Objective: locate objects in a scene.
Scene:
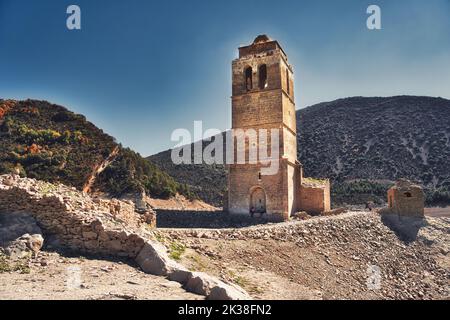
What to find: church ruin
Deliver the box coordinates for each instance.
[227,35,331,221]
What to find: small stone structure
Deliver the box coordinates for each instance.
[387,179,425,217]
[227,35,331,220]
[0,175,250,300]
[298,178,331,215]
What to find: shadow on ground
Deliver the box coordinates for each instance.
[43,236,139,267]
[381,213,428,244]
[155,210,277,229]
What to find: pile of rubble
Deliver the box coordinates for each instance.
[0,212,43,259]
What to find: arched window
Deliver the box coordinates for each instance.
[245,67,253,91]
[404,192,412,198]
[258,64,268,89]
[286,68,290,95]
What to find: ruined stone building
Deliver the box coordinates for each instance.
[227,35,331,221]
[387,179,425,217]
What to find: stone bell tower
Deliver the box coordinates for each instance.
[227,35,331,220]
[227,35,301,220]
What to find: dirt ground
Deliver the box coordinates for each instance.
[425,207,450,218]
[1,211,448,300]
[0,250,202,300]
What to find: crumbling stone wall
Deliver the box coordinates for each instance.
[0,175,250,300]
[0,177,149,258]
[298,180,331,215]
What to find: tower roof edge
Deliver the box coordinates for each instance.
[238,35,288,59]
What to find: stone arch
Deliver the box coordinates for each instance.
[249,186,266,213]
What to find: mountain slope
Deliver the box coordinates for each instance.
[149,96,450,207]
[149,149,227,206]
[0,99,193,199]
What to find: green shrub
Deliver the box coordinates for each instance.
[96,147,193,199]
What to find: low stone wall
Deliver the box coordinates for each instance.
[0,177,148,258]
[0,175,250,300]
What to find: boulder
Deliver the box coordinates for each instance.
[2,233,44,259]
[0,212,44,259]
[208,282,252,300]
[167,266,193,284]
[184,272,220,296]
[135,241,175,276]
[26,234,44,254]
[184,272,252,300]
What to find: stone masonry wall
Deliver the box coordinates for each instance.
[0,175,150,258]
[0,175,250,300]
[298,181,331,215]
[387,179,425,217]
[228,36,300,221]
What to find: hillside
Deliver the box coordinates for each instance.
[149,96,450,207]
[0,99,193,200]
[149,154,227,207]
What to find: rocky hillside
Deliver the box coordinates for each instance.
[0,99,193,200]
[298,96,450,205]
[156,211,450,299]
[149,96,450,207]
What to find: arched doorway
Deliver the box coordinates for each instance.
[250,187,266,213]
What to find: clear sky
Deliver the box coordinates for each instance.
[1,0,449,156]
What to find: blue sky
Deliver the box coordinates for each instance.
[1,0,449,155]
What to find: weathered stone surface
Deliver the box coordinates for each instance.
[26,234,44,252]
[208,282,251,300]
[106,240,123,251]
[185,272,220,296]
[184,272,252,300]
[84,240,99,250]
[98,231,110,242]
[0,211,44,259]
[82,231,98,240]
[135,241,173,276]
[387,179,425,217]
[167,266,192,284]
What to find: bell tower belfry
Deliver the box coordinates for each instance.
[227,35,300,220]
[226,35,331,220]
